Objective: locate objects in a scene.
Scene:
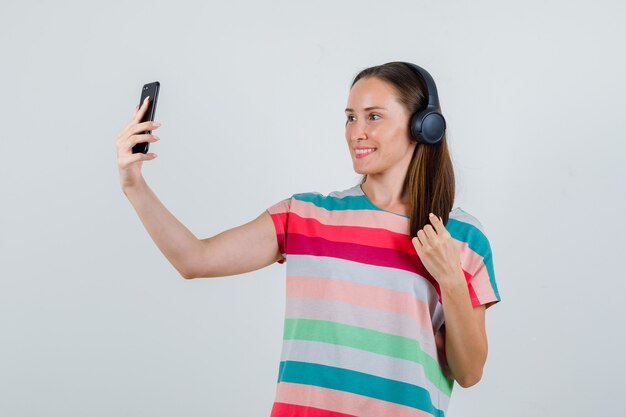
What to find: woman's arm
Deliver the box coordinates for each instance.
[118,100,281,279]
[187,209,282,278]
[439,277,488,388]
[412,213,489,388]
[123,177,203,279]
[123,177,281,279]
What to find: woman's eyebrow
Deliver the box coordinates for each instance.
[344,106,387,113]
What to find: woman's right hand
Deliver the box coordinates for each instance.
[116,96,161,189]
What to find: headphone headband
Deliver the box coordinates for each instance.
[385,61,446,145]
[398,62,440,110]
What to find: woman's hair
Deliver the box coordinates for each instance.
[350,62,455,236]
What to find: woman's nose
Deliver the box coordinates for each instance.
[348,120,367,141]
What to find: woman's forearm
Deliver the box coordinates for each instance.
[439,274,488,388]
[122,177,201,279]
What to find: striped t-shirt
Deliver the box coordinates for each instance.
[266,184,501,417]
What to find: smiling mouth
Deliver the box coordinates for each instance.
[355,148,377,155]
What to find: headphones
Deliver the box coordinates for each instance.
[386,61,446,145]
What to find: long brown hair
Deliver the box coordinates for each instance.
[350,62,455,237]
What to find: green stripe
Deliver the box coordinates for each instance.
[284,318,453,396]
[278,360,446,417]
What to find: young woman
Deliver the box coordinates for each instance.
[116,61,501,417]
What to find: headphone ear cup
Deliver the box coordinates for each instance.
[410,109,446,145]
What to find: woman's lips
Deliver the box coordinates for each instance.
[355,148,377,159]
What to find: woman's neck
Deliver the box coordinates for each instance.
[361,173,411,216]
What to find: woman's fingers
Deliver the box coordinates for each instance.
[130,133,160,147]
[429,213,450,237]
[119,121,160,147]
[117,97,161,158]
[132,96,150,122]
[117,151,158,178]
[423,224,437,240]
[415,230,427,247]
[129,120,160,135]
[127,151,158,164]
[116,97,161,189]
[116,132,159,156]
[122,97,152,138]
[116,126,160,156]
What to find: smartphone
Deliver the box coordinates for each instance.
[132,81,160,154]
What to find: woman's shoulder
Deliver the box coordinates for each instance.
[447,207,493,251]
[448,206,483,231]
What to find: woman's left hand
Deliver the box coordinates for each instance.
[411,213,464,286]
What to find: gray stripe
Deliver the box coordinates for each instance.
[287,255,440,311]
[329,184,361,198]
[285,297,438,358]
[280,339,450,408]
[450,207,484,233]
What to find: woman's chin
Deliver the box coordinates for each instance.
[353,164,375,175]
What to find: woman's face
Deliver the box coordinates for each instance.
[344,77,416,177]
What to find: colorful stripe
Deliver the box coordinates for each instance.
[266,184,501,417]
[276,361,445,417]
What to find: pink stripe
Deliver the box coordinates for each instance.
[287,276,433,330]
[455,240,483,277]
[291,199,410,235]
[456,241,497,305]
[287,234,442,298]
[268,212,287,264]
[270,401,358,417]
[274,382,437,417]
[288,213,417,255]
[467,279,479,306]
[267,198,291,215]
[470,268,497,306]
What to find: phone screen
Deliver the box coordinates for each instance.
[132,81,160,154]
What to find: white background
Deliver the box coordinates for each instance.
[1,0,625,415]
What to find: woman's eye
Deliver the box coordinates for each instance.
[345,114,380,124]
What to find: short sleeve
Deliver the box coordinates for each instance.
[266,196,292,264]
[449,211,502,309]
[462,225,501,309]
